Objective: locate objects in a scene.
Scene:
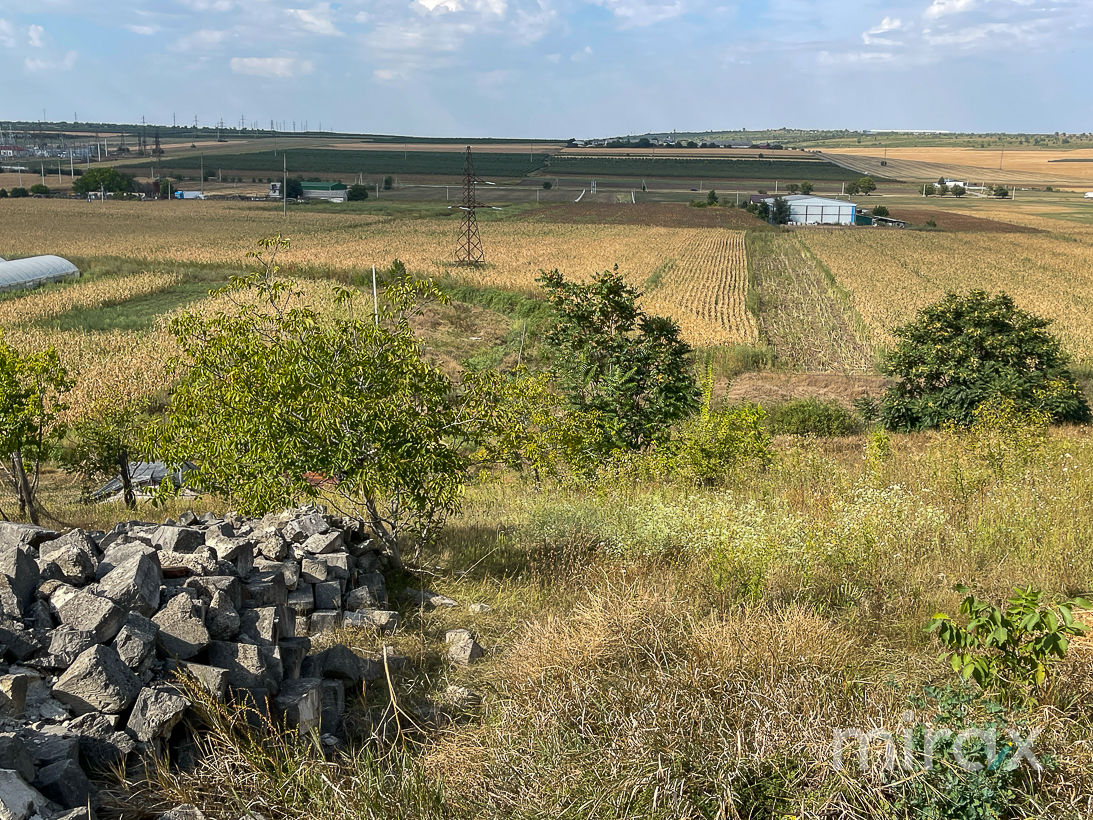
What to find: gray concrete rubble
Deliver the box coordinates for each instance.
[0,507,402,819]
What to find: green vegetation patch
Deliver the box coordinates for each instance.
[43,278,225,332]
[162,149,550,178]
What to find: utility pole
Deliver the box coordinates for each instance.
[283,154,287,217]
[200,155,204,195]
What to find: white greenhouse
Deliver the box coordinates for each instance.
[0,255,80,292]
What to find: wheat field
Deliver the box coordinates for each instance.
[0,199,755,345]
[799,228,1093,362]
[0,199,760,418]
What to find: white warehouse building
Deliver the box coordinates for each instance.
[762,194,857,226]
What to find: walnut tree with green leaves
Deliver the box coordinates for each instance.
[879,290,1090,431]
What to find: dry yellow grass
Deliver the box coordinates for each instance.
[799,229,1093,361]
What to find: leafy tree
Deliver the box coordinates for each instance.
[845,181,860,196]
[951,184,966,197]
[879,291,1091,430]
[153,240,527,564]
[939,183,951,196]
[61,401,146,509]
[857,176,876,195]
[799,180,814,194]
[542,180,553,190]
[705,189,718,206]
[0,334,72,523]
[872,205,890,217]
[284,177,303,199]
[537,266,700,452]
[346,184,369,201]
[72,167,134,196]
[10,188,28,198]
[771,196,791,224]
[993,184,1010,198]
[923,183,937,196]
[0,189,7,199]
[937,177,946,186]
[786,183,800,195]
[29,184,49,196]
[383,175,394,190]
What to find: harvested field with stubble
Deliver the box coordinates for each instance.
[747,231,874,372]
[798,228,1093,362]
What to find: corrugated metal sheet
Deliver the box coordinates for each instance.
[0,255,80,292]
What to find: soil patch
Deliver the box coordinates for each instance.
[724,372,887,408]
[887,207,1041,233]
[519,202,766,228]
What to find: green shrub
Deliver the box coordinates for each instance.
[29,183,49,196]
[10,187,28,198]
[880,291,1090,430]
[674,403,773,484]
[891,686,1037,820]
[872,205,890,217]
[928,586,1087,702]
[765,398,862,437]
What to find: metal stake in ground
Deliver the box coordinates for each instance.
[455,146,485,265]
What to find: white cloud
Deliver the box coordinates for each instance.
[373,68,401,81]
[924,20,1028,46]
[414,0,507,14]
[287,3,342,35]
[27,24,44,47]
[591,0,687,27]
[25,50,77,72]
[924,0,977,18]
[177,0,235,11]
[172,28,227,51]
[511,0,556,43]
[126,24,162,35]
[818,49,894,65]
[354,11,371,23]
[571,44,592,61]
[230,56,314,77]
[0,18,16,48]
[862,16,903,45]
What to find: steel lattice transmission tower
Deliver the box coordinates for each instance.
[455,146,485,265]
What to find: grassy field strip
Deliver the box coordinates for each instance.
[746,232,873,372]
[0,271,182,326]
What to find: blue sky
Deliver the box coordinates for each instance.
[0,0,1089,138]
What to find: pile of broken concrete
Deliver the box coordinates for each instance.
[0,507,406,820]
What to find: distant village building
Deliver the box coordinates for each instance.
[0,145,30,158]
